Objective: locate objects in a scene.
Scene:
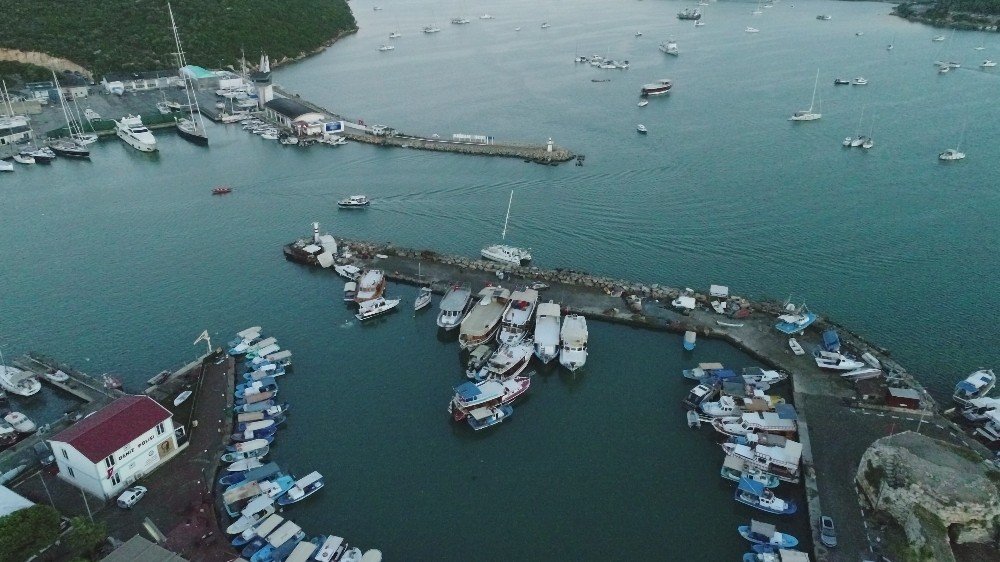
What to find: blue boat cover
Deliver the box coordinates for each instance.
[956,381,977,393]
[738,477,765,495]
[454,382,482,401]
[709,369,739,382]
[821,329,840,352]
[774,313,817,335]
[775,403,798,420]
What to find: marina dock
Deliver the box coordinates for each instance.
[285,233,991,562]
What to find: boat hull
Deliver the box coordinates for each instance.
[177,123,209,145]
[116,128,157,152]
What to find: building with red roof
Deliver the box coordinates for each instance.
[48,395,186,499]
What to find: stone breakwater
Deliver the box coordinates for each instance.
[339,131,575,163]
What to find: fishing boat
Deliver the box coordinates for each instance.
[377,44,395,52]
[4,412,35,433]
[533,301,562,363]
[235,390,276,407]
[277,471,324,505]
[225,495,276,534]
[230,427,276,442]
[464,345,494,380]
[169,4,209,145]
[738,520,799,548]
[817,14,832,20]
[235,398,278,414]
[840,367,883,381]
[735,478,797,515]
[720,456,780,488]
[559,314,588,371]
[682,383,717,410]
[459,286,510,349]
[355,297,401,321]
[640,79,672,97]
[173,390,192,406]
[115,115,157,152]
[414,287,433,311]
[338,195,370,208]
[226,438,272,455]
[723,439,803,483]
[774,301,816,334]
[450,376,530,421]
[313,536,345,562]
[636,124,648,134]
[231,514,283,548]
[219,462,281,486]
[285,542,318,562]
[247,520,305,561]
[437,283,472,330]
[683,331,697,351]
[813,350,865,371]
[467,404,513,430]
[450,17,470,24]
[354,270,386,304]
[743,368,787,386]
[481,191,531,266]
[833,78,850,85]
[222,446,269,464]
[789,69,821,121]
[852,77,868,85]
[0,365,41,397]
[423,26,441,33]
[212,186,232,195]
[472,339,534,381]
[953,369,996,406]
[334,264,362,281]
[498,288,538,345]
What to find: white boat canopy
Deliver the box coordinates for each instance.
[294,471,323,489]
[469,407,495,421]
[710,285,729,298]
[672,296,696,310]
[254,514,284,538]
[267,520,302,547]
[236,326,263,339]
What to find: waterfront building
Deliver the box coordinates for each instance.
[253,53,274,108]
[263,98,328,136]
[101,70,177,94]
[47,395,187,499]
[886,387,921,410]
[100,535,188,562]
[58,73,91,100]
[0,115,33,146]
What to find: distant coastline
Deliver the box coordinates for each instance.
[892,1,1000,31]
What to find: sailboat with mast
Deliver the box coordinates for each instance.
[48,71,90,158]
[168,2,208,145]
[789,69,821,121]
[939,122,966,161]
[481,191,532,266]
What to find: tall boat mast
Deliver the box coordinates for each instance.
[168,2,208,144]
[501,190,514,241]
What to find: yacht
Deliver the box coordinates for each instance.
[472,339,534,381]
[813,350,865,371]
[480,14,494,20]
[953,369,996,406]
[48,139,90,158]
[745,27,760,33]
[4,412,36,433]
[641,79,672,96]
[541,23,551,29]
[458,286,510,349]
[378,44,395,52]
[636,124,648,134]
[498,288,539,345]
[659,40,679,56]
[481,191,531,266]
[450,18,471,25]
[0,365,42,397]
[559,314,588,372]
[423,26,441,33]
[852,77,868,85]
[982,60,997,68]
[932,35,946,41]
[116,115,157,152]
[389,31,401,38]
[12,153,34,165]
[449,376,530,422]
[169,4,209,146]
[789,69,821,121]
[436,283,472,330]
[354,270,386,304]
[355,297,401,321]
[533,301,562,363]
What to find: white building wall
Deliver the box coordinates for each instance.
[50,442,105,498]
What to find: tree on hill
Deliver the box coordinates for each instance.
[66,516,108,560]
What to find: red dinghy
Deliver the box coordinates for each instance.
[212,186,233,195]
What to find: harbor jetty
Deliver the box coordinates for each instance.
[284,225,995,562]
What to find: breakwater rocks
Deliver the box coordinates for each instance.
[340,131,575,163]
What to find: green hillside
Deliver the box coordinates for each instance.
[0,0,356,78]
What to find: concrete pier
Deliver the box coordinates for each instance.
[286,234,992,562]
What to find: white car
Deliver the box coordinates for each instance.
[116,486,147,509]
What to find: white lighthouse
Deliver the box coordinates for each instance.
[254,53,273,108]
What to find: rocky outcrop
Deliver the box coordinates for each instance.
[857,431,1000,561]
[0,48,92,80]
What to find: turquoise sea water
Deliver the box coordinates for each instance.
[1,0,998,559]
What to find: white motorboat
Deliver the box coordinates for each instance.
[852,77,868,85]
[422,26,441,33]
[378,44,395,52]
[450,17,471,25]
[982,60,997,68]
[475,339,534,381]
[813,350,865,371]
[115,115,157,152]
[459,286,510,349]
[356,297,400,321]
[414,287,433,311]
[787,339,805,356]
[389,31,401,38]
[84,108,101,120]
[260,131,279,140]
[745,27,760,33]
[659,40,679,56]
[480,14,494,19]
[953,369,996,406]
[481,191,531,266]
[12,153,33,164]
[533,301,562,363]
[939,148,965,161]
[498,288,539,345]
[789,69,821,121]
[640,79,672,96]
[559,314,588,372]
[636,124,648,134]
[638,100,649,107]
[338,195,370,208]
[4,412,36,433]
[694,21,705,27]
[0,365,41,397]
[541,23,551,29]
[354,269,386,303]
[932,35,945,41]
[44,369,69,383]
[437,283,473,330]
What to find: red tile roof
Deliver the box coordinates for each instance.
[50,395,172,463]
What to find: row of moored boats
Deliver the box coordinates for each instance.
[224,327,380,562]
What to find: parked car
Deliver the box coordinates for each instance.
[820,515,838,548]
[116,486,147,509]
[32,441,54,466]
